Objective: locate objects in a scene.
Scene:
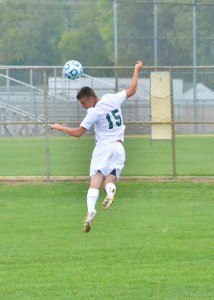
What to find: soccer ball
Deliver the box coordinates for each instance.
[62,60,83,80]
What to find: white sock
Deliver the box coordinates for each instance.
[105,183,116,195]
[87,188,99,212]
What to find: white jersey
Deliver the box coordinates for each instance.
[80,90,126,143]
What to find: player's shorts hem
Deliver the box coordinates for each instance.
[90,169,121,181]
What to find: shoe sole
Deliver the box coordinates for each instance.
[83,221,91,233]
[102,195,115,210]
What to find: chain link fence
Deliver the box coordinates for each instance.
[114,0,214,66]
[0,66,214,179]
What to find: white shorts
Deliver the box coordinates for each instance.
[89,141,125,180]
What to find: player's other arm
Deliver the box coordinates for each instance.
[126,60,143,99]
[50,123,86,138]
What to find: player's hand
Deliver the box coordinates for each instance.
[50,123,62,131]
[135,61,143,72]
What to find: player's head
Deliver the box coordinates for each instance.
[77,86,98,108]
[77,86,97,100]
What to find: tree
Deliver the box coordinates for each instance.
[0,1,65,65]
[158,3,193,66]
[58,0,112,66]
[115,2,154,65]
[0,0,214,67]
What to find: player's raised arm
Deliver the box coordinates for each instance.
[126,61,143,99]
[50,123,86,138]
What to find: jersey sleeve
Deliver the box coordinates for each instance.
[111,90,127,106]
[80,108,99,130]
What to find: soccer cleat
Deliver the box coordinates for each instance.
[102,187,116,210]
[83,209,96,233]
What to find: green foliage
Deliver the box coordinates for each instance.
[0,181,213,299]
[0,1,213,66]
[158,4,193,65]
[58,0,112,66]
[96,0,114,64]
[196,4,214,65]
[116,2,154,65]
[0,1,64,65]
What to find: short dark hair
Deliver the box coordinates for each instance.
[76,86,97,100]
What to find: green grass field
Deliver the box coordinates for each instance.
[0,135,214,177]
[0,181,213,299]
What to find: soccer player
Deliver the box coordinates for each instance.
[50,60,143,232]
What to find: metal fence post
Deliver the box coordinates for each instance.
[43,69,51,181]
[114,0,119,92]
[170,70,176,177]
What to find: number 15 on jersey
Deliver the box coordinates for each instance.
[106,109,122,129]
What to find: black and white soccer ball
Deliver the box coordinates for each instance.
[62,60,83,80]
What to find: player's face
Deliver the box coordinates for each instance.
[79,97,95,109]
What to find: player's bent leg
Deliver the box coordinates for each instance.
[103,173,117,209]
[102,183,116,209]
[83,209,96,233]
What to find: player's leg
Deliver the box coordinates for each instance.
[83,172,103,233]
[102,142,125,209]
[102,172,117,209]
[87,171,103,211]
